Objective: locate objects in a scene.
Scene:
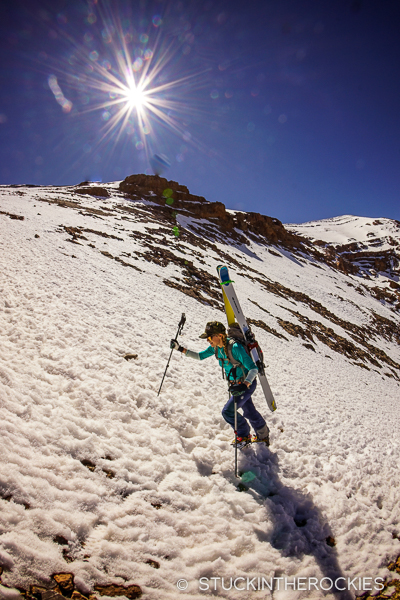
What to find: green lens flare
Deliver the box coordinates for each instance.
[241,471,256,483]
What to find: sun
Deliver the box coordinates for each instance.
[124,84,146,110]
[43,3,210,167]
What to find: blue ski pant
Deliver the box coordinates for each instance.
[222,380,266,437]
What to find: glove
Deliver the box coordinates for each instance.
[229,382,248,396]
[170,339,185,352]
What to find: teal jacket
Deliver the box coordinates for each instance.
[194,343,258,384]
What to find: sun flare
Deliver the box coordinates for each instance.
[43,2,209,168]
[124,84,146,110]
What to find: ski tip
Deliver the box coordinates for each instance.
[218,266,232,285]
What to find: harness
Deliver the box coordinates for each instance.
[215,339,246,383]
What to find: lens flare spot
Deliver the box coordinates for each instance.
[102,111,111,121]
[133,58,143,71]
[140,34,149,44]
[152,15,162,27]
[135,141,144,150]
[89,51,99,61]
[241,471,256,483]
[102,30,112,43]
[210,89,219,99]
[48,75,73,114]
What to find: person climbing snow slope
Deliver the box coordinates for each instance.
[170,321,270,447]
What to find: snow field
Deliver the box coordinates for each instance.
[0,189,399,599]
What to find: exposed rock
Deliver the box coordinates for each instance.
[75,187,109,198]
[0,210,24,221]
[99,251,142,272]
[54,536,69,546]
[41,591,65,600]
[326,536,336,547]
[62,225,123,242]
[102,468,115,479]
[247,318,288,340]
[62,549,74,564]
[144,559,160,569]
[30,585,56,600]
[278,306,399,376]
[358,575,400,599]
[94,584,142,599]
[80,459,96,472]
[388,555,400,574]
[52,573,74,597]
[119,174,307,248]
[70,593,87,600]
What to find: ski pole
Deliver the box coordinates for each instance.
[234,397,238,478]
[157,313,186,396]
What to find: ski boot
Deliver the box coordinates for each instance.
[251,424,270,447]
[251,434,270,447]
[231,435,252,449]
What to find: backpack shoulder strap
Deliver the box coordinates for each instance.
[226,338,241,366]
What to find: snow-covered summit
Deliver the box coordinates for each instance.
[0,178,399,600]
[286,215,400,252]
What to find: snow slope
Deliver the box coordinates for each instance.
[0,183,400,600]
[286,215,400,252]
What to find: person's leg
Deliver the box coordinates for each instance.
[237,381,269,439]
[222,395,250,437]
[222,380,258,437]
[242,397,267,432]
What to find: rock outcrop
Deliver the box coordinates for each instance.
[119,174,306,248]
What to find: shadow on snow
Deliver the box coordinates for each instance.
[232,446,353,600]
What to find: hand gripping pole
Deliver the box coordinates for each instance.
[157,313,186,396]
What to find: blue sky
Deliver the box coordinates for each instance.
[0,0,399,224]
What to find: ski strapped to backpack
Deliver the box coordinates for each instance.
[217,265,277,412]
[215,322,265,383]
